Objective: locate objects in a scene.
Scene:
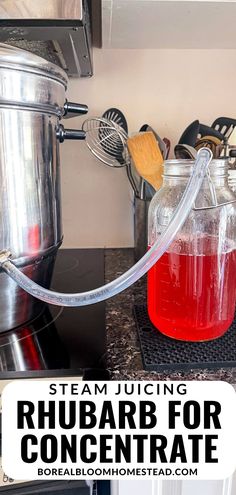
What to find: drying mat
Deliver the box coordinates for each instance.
[134,305,236,372]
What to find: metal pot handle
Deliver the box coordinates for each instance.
[56,125,86,143]
[63,100,88,118]
[56,101,88,142]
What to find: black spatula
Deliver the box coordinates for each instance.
[178,120,200,147]
[212,117,236,139]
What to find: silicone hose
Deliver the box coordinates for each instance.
[0,148,212,306]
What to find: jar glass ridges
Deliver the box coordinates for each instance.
[147,159,236,342]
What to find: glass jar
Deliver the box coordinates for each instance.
[147,159,236,341]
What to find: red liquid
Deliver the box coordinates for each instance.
[147,246,236,341]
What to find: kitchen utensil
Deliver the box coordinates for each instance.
[99,108,128,163]
[138,172,156,200]
[195,124,225,158]
[0,43,87,332]
[163,137,171,158]
[134,125,157,262]
[100,107,139,196]
[211,120,236,160]
[82,116,139,196]
[195,136,223,157]
[142,181,156,200]
[178,120,200,147]
[139,124,149,131]
[148,158,236,341]
[138,124,161,200]
[102,108,128,133]
[212,117,236,139]
[174,144,197,160]
[228,126,236,146]
[198,135,222,145]
[127,132,164,190]
[83,117,127,167]
[198,123,225,142]
[227,128,236,191]
[103,109,139,197]
[139,124,167,158]
[195,136,223,158]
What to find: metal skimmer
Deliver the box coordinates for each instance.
[82,117,139,196]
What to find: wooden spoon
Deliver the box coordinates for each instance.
[127,131,164,190]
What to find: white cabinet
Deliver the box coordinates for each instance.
[102,0,236,49]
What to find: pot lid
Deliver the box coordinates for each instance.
[0,43,68,87]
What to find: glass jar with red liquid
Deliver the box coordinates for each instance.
[147,159,236,341]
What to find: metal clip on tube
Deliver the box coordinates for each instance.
[0,149,213,307]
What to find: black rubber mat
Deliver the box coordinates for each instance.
[134,305,236,372]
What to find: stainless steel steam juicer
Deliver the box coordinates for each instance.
[0,44,87,331]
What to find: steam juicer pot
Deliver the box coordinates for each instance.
[0,43,87,332]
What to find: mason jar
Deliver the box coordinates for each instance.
[148,159,236,341]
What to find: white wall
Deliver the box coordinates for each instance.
[61,47,236,248]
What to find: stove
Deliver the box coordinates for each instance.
[0,249,109,493]
[0,248,107,378]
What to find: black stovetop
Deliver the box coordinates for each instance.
[0,249,107,378]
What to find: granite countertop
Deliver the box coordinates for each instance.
[105,248,236,382]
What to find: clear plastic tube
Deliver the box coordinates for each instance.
[0,148,212,307]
